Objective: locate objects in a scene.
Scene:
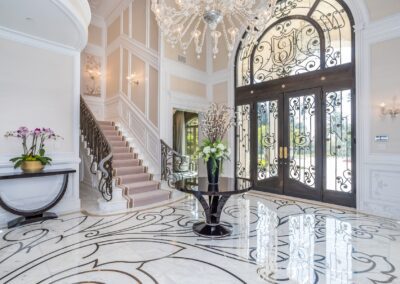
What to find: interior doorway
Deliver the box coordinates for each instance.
[173,110,199,171]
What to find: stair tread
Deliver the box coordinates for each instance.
[113,162,141,168]
[124,180,159,187]
[113,159,140,164]
[131,190,170,199]
[119,172,149,178]
[110,141,127,145]
[113,154,136,159]
[98,121,114,125]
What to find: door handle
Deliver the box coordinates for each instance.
[279,147,283,159]
[284,147,288,159]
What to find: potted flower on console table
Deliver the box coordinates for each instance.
[196,104,235,184]
[4,127,62,173]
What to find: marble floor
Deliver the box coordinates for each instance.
[0,191,399,284]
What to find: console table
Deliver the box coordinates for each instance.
[0,168,76,228]
[175,177,252,237]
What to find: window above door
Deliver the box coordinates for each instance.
[236,0,354,88]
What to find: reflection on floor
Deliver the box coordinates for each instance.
[0,191,399,283]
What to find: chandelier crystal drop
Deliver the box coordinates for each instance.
[151,0,277,59]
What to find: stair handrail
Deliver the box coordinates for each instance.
[160,140,197,186]
[80,96,113,201]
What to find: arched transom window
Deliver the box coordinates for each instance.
[236,0,353,87]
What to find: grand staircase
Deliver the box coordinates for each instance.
[97,121,170,207]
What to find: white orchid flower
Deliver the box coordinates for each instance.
[217,143,225,150]
[203,146,211,154]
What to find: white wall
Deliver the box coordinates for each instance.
[85,0,400,219]
[0,39,75,154]
[0,0,88,226]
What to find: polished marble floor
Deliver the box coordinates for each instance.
[0,191,399,284]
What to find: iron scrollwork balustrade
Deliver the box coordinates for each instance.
[80,97,113,201]
[161,140,197,188]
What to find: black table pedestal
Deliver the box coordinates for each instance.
[175,177,252,238]
[192,193,232,237]
[193,222,231,237]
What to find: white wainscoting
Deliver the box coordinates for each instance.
[359,160,400,219]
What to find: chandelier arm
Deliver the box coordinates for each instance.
[227,14,236,30]
[152,0,277,57]
[180,15,197,40]
[231,12,249,34]
[180,17,203,51]
[221,20,233,51]
[199,24,207,53]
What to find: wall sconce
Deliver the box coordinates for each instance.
[380,102,400,118]
[126,73,139,86]
[87,69,101,80]
[85,68,101,96]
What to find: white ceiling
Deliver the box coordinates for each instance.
[88,0,124,19]
[0,0,90,50]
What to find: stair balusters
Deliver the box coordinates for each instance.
[80,97,113,201]
[160,140,197,187]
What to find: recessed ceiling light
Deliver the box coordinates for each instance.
[25,17,33,21]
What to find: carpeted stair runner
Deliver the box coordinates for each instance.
[98,121,170,207]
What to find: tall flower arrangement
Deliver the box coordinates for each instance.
[4,127,62,169]
[196,104,235,176]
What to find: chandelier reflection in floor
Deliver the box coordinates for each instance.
[151,0,277,59]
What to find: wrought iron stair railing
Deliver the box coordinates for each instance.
[80,97,113,201]
[161,140,198,187]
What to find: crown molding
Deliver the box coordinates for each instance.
[0,26,78,55]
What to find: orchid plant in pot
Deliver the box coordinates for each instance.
[196,104,235,184]
[4,127,62,173]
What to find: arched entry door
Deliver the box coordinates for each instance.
[235,0,356,207]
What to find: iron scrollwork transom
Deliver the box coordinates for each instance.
[236,0,353,87]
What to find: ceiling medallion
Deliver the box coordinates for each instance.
[151,0,277,59]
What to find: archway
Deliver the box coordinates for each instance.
[234,0,356,207]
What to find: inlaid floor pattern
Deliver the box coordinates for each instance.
[98,121,170,207]
[1,192,399,283]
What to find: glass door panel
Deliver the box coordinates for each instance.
[257,100,279,181]
[254,95,283,194]
[236,104,251,179]
[325,90,352,192]
[288,95,316,188]
[323,89,355,207]
[284,89,322,201]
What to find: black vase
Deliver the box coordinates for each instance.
[207,158,220,184]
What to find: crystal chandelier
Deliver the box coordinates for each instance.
[151,0,277,59]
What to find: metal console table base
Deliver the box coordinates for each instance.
[7,212,58,228]
[0,169,76,229]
